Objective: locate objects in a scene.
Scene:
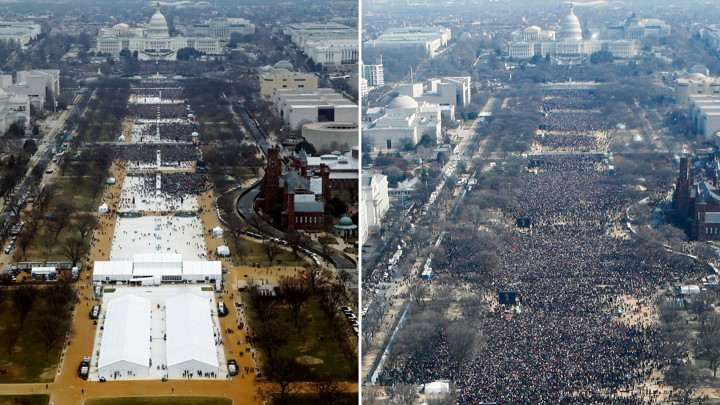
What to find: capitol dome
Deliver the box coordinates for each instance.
[558,8,583,41]
[386,95,419,110]
[146,8,169,38]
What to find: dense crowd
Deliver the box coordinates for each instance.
[542,90,597,111]
[138,122,198,142]
[128,104,189,120]
[119,172,209,207]
[533,133,606,151]
[117,144,198,166]
[540,111,614,132]
[133,88,184,99]
[379,153,695,404]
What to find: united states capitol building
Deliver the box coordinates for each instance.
[508,6,649,61]
[96,7,222,61]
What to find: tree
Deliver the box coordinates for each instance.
[261,238,284,264]
[23,139,37,155]
[16,227,34,257]
[264,357,309,405]
[697,312,720,377]
[446,321,482,375]
[34,309,72,362]
[278,275,309,334]
[318,282,345,321]
[61,236,90,267]
[177,47,203,61]
[73,213,98,240]
[301,264,331,295]
[47,197,77,244]
[310,374,348,405]
[255,320,285,362]
[388,384,418,405]
[285,230,309,260]
[4,322,20,358]
[247,287,278,324]
[590,50,614,64]
[12,284,38,328]
[665,364,712,405]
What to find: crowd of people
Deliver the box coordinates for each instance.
[533,133,607,151]
[540,111,614,132]
[542,89,598,111]
[137,122,198,143]
[132,88,184,100]
[378,148,696,403]
[117,144,198,166]
[128,104,189,120]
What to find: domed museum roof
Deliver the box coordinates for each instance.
[386,95,419,110]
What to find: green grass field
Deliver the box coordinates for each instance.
[253,297,355,380]
[0,395,50,405]
[0,299,63,383]
[85,397,232,405]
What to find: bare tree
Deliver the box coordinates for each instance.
[310,374,348,405]
[301,263,332,295]
[697,312,720,377]
[278,275,309,334]
[12,284,38,328]
[73,213,98,240]
[285,230,310,260]
[318,282,345,321]
[665,364,712,405]
[388,384,417,405]
[255,320,285,363]
[4,323,20,357]
[264,357,309,405]
[261,238,284,264]
[35,309,72,362]
[247,287,278,324]
[16,227,34,258]
[61,236,90,267]
[446,321,483,375]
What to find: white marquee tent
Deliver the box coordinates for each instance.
[212,226,224,238]
[424,380,451,394]
[98,203,109,213]
[97,294,151,379]
[166,294,219,377]
[93,261,134,283]
[182,261,221,282]
[216,246,230,257]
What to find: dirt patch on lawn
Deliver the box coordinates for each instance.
[296,356,324,366]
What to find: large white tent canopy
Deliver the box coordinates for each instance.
[93,261,134,282]
[97,294,151,378]
[182,261,221,282]
[166,294,219,377]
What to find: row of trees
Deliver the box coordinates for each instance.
[246,264,356,404]
[1,282,76,363]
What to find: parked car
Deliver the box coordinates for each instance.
[227,359,238,376]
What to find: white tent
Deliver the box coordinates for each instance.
[118,135,126,141]
[106,177,116,185]
[166,294,219,378]
[182,261,221,282]
[216,246,230,257]
[97,294,151,379]
[212,226,224,238]
[424,381,450,394]
[93,261,134,283]
[31,267,56,278]
[98,203,109,213]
